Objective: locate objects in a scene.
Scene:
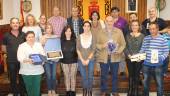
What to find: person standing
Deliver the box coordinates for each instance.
[110,7,127,76]
[123,13,147,36]
[22,14,42,42]
[67,6,84,37]
[17,31,45,96]
[40,23,57,96]
[48,6,66,37]
[77,21,96,96]
[60,25,78,96]
[140,22,169,96]
[39,14,47,35]
[96,16,126,96]
[142,7,167,35]
[2,17,26,96]
[124,20,145,96]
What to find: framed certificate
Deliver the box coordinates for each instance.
[44,36,63,60]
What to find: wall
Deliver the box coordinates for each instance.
[0,0,13,24]
[0,0,170,25]
[0,0,40,25]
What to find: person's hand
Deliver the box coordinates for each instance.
[103,42,108,48]
[128,55,131,59]
[167,29,170,35]
[84,59,90,66]
[23,59,33,64]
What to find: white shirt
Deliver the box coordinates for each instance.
[17,42,45,75]
[22,26,42,42]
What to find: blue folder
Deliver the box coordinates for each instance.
[29,54,47,65]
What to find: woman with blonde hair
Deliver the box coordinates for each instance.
[22,14,42,42]
[40,23,58,96]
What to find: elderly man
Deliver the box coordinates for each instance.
[140,22,169,96]
[96,16,126,96]
[142,7,167,35]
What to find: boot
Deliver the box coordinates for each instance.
[83,88,87,96]
[127,78,133,96]
[87,89,92,96]
[70,91,76,96]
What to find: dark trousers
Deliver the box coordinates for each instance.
[126,59,142,96]
[7,61,26,95]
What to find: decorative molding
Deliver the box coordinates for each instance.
[105,0,111,15]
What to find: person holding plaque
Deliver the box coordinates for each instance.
[17,31,45,96]
[140,22,169,96]
[96,16,126,96]
[60,25,78,96]
[77,21,96,96]
[124,20,145,96]
[40,23,57,96]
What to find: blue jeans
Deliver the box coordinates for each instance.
[78,60,94,89]
[44,61,57,90]
[143,65,164,96]
[100,58,119,93]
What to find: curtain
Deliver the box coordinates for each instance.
[41,0,76,19]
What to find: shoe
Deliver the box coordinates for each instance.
[83,88,87,96]
[87,89,92,96]
[112,93,120,96]
[101,92,106,96]
[70,91,76,96]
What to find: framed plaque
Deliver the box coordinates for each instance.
[44,36,63,60]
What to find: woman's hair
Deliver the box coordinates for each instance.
[130,20,141,32]
[83,21,92,28]
[129,13,137,17]
[60,25,76,41]
[25,14,37,26]
[25,31,35,38]
[89,11,100,20]
[45,23,54,34]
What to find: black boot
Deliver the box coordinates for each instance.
[87,89,92,96]
[70,91,76,96]
[83,88,87,96]
[127,78,133,96]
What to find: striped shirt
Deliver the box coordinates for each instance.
[140,34,169,66]
[48,16,66,37]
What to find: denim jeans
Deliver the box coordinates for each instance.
[44,60,57,90]
[78,59,94,89]
[143,65,164,96]
[100,58,119,93]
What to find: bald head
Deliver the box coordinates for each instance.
[105,16,114,29]
[53,6,60,16]
[148,7,157,18]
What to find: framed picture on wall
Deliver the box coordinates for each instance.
[126,0,138,13]
[0,0,2,19]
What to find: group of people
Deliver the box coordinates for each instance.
[1,5,170,96]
